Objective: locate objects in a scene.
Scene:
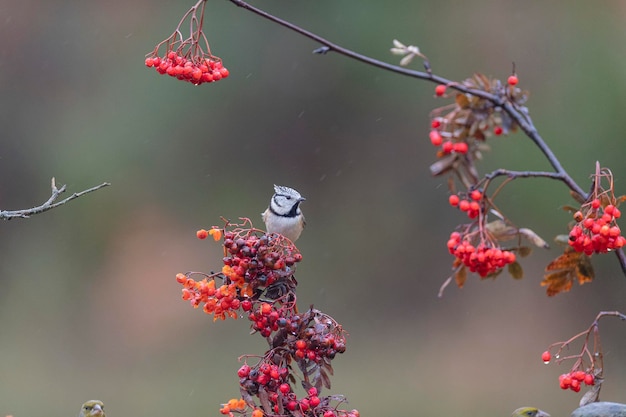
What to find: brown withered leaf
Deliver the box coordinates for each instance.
[561,204,581,214]
[542,248,594,296]
[455,265,467,288]
[508,261,524,279]
[517,246,532,257]
[455,93,470,109]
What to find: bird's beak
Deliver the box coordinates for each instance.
[300,197,306,202]
[93,404,103,415]
[536,410,550,417]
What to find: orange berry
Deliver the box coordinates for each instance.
[573,211,584,222]
[197,229,209,239]
[470,190,482,201]
[252,410,264,417]
[208,228,223,241]
[435,85,446,96]
[176,273,187,284]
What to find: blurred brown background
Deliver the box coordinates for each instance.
[1,1,626,416]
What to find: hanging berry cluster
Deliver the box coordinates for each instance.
[440,187,547,295]
[539,311,626,403]
[428,73,528,187]
[567,167,625,255]
[175,219,359,417]
[145,0,229,85]
[446,231,517,278]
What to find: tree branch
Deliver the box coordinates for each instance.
[0,178,110,220]
[227,0,626,275]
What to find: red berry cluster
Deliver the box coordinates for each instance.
[239,360,358,417]
[292,329,346,363]
[236,306,350,416]
[429,118,469,155]
[145,51,229,85]
[176,225,302,321]
[558,370,595,392]
[448,190,483,219]
[447,231,516,277]
[568,199,624,255]
[247,301,293,337]
[221,229,302,289]
[177,220,357,417]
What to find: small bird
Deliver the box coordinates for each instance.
[512,407,550,417]
[262,185,306,242]
[79,401,105,417]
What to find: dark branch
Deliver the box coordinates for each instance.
[0,178,111,220]
[228,0,625,275]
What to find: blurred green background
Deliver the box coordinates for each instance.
[1,1,626,416]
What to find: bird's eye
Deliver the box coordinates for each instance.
[286,196,292,200]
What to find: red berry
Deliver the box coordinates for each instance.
[470,190,482,201]
[453,142,468,154]
[493,126,503,135]
[295,339,307,350]
[196,229,208,239]
[279,383,291,394]
[435,85,446,96]
[507,75,519,86]
[307,387,318,397]
[458,199,470,212]
[309,396,321,407]
[572,370,586,381]
[441,141,453,154]
[591,199,601,209]
[431,119,441,129]
[541,350,551,363]
[429,130,443,146]
[237,364,251,378]
[449,194,460,207]
[584,373,595,386]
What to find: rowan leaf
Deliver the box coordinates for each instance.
[508,261,524,279]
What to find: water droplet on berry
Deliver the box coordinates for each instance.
[555,354,560,359]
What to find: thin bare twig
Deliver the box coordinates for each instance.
[0,178,110,220]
